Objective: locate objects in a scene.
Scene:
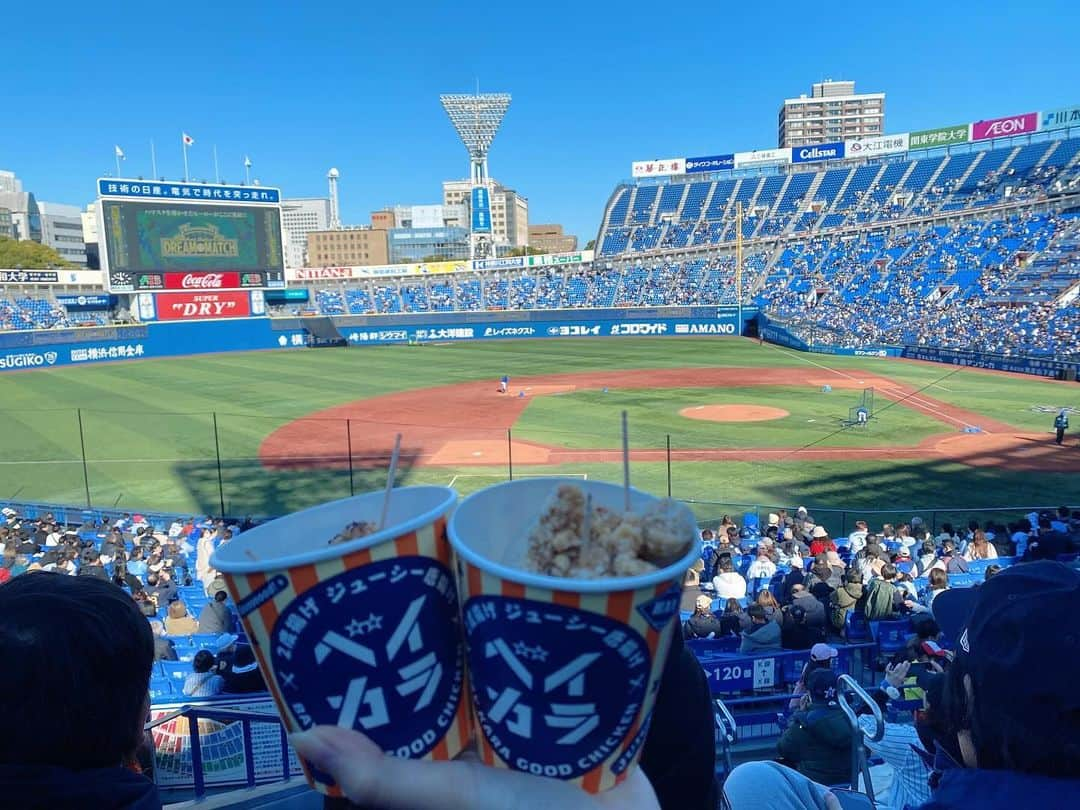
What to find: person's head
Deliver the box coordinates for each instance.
[922,538,937,556]
[806,668,839,704]
[700,528,713,541]
[683,568,700,588]
[167,600,187,619]
[942,538,957,556]
[1058,505,1070,519]
[855,520,868,532]
[192,649,217,674]
[811,560,832,580]
[790,583,806,598]
[984,564,1002,580]
[718,557,734,575]
[756,590,779,610]
[809,642,838,668]
[0,572,153,769]
[936,561,1080,777]
[929,567,949,591]
[693,595,712,616]
[756,546,769,559]
[789,605,806,625]
[725,526,738,539]
[724,597,741,614]
[746,604,766,624]
[844,569,863,586]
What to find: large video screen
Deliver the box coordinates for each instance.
[102,200,284,288]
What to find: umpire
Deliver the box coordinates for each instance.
[1054,408,1070,445]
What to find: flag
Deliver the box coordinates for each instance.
[182,133,195,146]
[114,145,125,159]
[243,155,252,168]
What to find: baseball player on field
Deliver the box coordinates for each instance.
[499,375,509,394]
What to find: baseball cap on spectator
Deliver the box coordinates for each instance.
[812,526,828,539]
[207,577,229,599]
[796,506,807,516]
[768,513,779,527]
[825,550,846,569]
[933,561,1080,775]
[810,643,838,662]
[694,595,712,611]
[897,546,911,558]
[214,633,239,653]
[806,668,839,702]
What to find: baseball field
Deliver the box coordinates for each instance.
[1,338,1077,531]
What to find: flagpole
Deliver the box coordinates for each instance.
[182,133,189,182]
[213,145,220,184]
[115,151,122,179]
[150,140,158,179]
[244,157,251,186]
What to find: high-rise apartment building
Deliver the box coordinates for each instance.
[778,80,885,148]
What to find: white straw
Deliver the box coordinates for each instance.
[621,410,630,512]
[582,493,593,545]
[380,433,402,530]
[244,549,258,561]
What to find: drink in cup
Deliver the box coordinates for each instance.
[211,486,468,797]
[448,477,699,792]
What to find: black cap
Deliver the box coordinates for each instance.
[933,561,1080,756]
[807,668,839,702]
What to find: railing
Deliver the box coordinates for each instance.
[145,705,291,800]
[837,674,884,804]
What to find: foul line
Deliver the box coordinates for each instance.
[765,344,865,383]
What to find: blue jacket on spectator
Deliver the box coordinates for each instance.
[921,767,1077,810]
[0,763,160,809]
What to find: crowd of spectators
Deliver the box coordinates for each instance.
[683,505,1079,652]
[0,506,263,702]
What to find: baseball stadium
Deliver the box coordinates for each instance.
[2,41,1080,810]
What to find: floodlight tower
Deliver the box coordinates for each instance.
[327,168,341,230]
[440,92,511,259]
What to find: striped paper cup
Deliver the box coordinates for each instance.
[448,478,699,792]
[211,486,468,797]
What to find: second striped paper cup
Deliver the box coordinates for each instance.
[448,478,699,793]
[211,486,468,797]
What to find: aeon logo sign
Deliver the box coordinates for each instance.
[971,112,1038,141]
[181,273,225,289]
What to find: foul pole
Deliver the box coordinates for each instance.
[736,201,743,335]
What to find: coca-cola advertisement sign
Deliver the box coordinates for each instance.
[163,271,242,290]
[155,291,252,321]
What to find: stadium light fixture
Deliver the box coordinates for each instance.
[440,92,511,186]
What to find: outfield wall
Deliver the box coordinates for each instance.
[0,306,759,371]
[760,316,1080,379]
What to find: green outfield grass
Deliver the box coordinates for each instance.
[0,338,1076,522]
[513,385,945,449]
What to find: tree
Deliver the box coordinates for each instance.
[585,239,596,251]
[0,236,73,269]
[505,246,545,257]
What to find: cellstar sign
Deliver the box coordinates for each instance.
[155,291,252,321]
[631,158,686,178]
[845,134,909,157]
[970,112,1039,141]
[470,186,491,233]
[908,125,969,150]
[733,148,790,168]
[1041,106,1080,130]
[685,154,735,173]
[791,141,845,164]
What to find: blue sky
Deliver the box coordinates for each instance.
[3,0,1078,245]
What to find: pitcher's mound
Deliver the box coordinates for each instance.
[680,404,790,423]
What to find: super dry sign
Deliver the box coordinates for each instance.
[155,291,252,321]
